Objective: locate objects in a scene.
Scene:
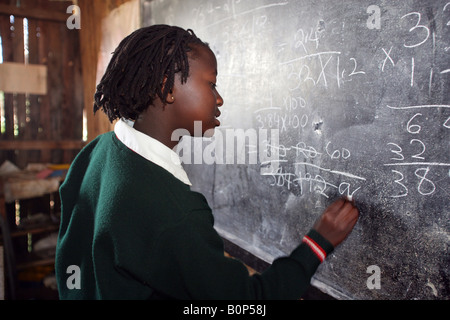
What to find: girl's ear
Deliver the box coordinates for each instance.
[167,94,175,104]
[161,76,175,104]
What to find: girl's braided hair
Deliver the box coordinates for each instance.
[94,24,208,122]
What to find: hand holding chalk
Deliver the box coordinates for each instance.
[312,198,359,247]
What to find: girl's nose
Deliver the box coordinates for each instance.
[216,90,224,107]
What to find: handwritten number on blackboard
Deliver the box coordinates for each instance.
[387,143,404,161]
[415,167,436,195]
[406,113,422,134]
[389,166,437,197]
[391,170,408,198]
[348,58,366,76]
[401,12,430,48]
[410,139,426,160]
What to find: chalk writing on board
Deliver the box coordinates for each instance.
[147,0,450,300]
[401,12,431,48]
[383,104,450,198]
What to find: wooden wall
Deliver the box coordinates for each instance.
[78,0,135,142]
[0,0,84,168]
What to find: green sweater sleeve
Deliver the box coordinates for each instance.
[119,207,333,300]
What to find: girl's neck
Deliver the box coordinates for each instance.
[133,93,184,150]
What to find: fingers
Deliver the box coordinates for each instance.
[339,199,359,234]
[338,197,359,219]
[325,197,357,216]
[341,198,357,215]
[325,197,347,214]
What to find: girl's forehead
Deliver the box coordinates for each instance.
[188,45,217,71]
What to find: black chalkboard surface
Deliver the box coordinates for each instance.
[143,0,449,299]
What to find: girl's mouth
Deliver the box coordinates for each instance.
[215,110,221,126]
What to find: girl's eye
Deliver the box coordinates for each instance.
[211,83,217,89]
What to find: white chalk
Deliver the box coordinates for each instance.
[347,195,353,202]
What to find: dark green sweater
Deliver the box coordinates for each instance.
[55,132,333,299]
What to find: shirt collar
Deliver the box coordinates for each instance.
[114,118,192,186]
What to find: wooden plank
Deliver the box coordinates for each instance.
[0,62,47,95]
[44,21,63,150]
[0,246,4,300]
[0,178,5,220]
[60,17,83,163]
[0,3,68,22]
[25,18,41,163]
[11,17,28,168]
[35,20,51,163]
[0,15,14,141]
[78,0,124,142]
[0,140,86,150]
[16,257,54,271]
[0,17,13,165]
[10,224,59,238]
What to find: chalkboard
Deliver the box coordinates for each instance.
[143,0,450,299]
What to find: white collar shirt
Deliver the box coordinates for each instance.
[114,118,192,186]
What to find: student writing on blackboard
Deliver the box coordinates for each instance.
[55,25,359,299]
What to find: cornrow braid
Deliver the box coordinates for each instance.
[93,25,208,122]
